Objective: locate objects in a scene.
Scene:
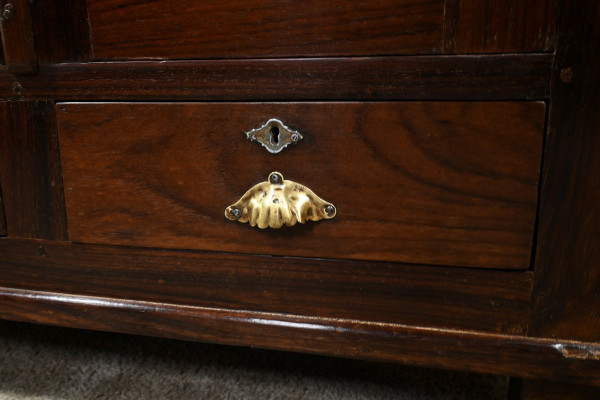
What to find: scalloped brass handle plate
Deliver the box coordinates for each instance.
[245,119,303,153]
[225,172,336,229]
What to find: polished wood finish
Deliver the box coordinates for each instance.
[0,54,552,101]
[29,0,91,63]
[57,102,544,269]
[1,286,599,386]
[87,0,445,60]
[528,0,600,342]
[444,0,558,54]
[0,238,533,334]
[0,101,68,240]
[0,0,598,389]
[87,0,558,59]
[0,0,37,73]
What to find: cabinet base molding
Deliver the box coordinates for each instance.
[1,286,599,386]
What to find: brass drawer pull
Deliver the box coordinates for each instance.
[245,119,303,153]
[225,172,336,229]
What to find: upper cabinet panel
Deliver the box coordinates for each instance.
[87,0,446,60]
[86,0,557,61]
[444,0,558,54]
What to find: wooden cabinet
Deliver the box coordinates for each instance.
[1,0,599,393]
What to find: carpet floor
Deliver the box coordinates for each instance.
[0,319,508,399]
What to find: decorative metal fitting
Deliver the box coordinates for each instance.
[245,119,303,154]
[0,3,13,22]
[225,172,336,229]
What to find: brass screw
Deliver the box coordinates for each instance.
[325,205,335,216]
[12,81,23,95]
[560,68,573,83]
[270,173,281,184]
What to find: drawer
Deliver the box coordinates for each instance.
[56,102,545,270]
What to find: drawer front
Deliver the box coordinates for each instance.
[56,102,545,270]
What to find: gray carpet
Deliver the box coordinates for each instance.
[0,320,508,399]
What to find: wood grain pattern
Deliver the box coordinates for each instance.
[0,101,68,240]
[0,238,533,334]
[0,0,37,73]
[87,0,444,60]
[529,0,600,341]
[0,55,553,101]
[447,0,558,54]
[1,285,599,386]
[57,102,545,269]
[29,0,91,63]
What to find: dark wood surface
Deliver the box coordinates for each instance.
[1,285,599,386]
[0,238,533,334]
[0,0,37,73]
[87,0,445,60]
[87,0,558,59]
[510,379,600,399]
[444,0,557,54]
[29,0,91,63]
[57,101,545,269]
[0,54,552,101]
[0,101,68,240]
[529,0,600,342]
[0,33,4,64]
[0,0,598,388]
[0,187,5,236]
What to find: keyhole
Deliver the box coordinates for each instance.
[270,126,280,145]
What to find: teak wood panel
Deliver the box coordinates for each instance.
[57,102,545,269]
[87,0,445,59]
[0,238,533,334]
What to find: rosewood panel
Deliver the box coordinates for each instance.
[87,0,444,60]
[0,238,533,334]
[1,286,599,386]
[57,102,545,269]
[444,0,557,54]
[0,55,553,101]
[0,0,37,73]
[529,0,600,341]
[0,101,68,240]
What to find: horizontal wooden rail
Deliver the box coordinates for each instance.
[0,54,552,101]
[1,286,599,386]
